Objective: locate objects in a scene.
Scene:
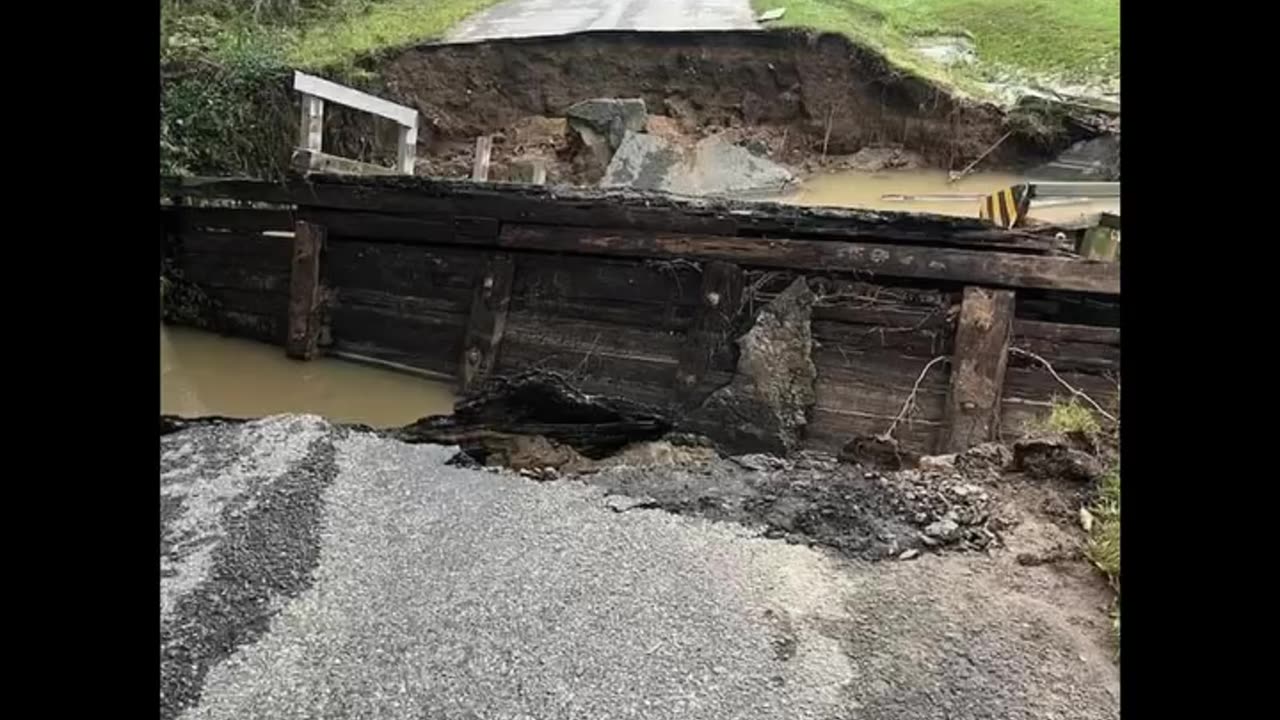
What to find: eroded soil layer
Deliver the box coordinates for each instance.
[320,30,1113,182]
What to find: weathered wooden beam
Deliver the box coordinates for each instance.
[497,225,1120,295]
[397,125,418,175]
[472,136,493,182]
[294,209,501,248]
[459,253,515,392]
[940,287,1015,452]
[674,261,744,406]
[298,94,324,157]
[1012,319,1120,345]
[293,71,418,129]
[292,149,400,177]
[158,176,1060,252]
[286,220,326,360]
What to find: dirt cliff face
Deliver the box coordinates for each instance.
[321,30,1107,178]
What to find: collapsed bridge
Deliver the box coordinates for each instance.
[160,174,1119,456]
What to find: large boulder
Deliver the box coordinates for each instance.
[566,98,648,170]
[603,132,795,197]
[682,277,817,455]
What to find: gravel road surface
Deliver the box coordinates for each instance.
[447,0,759,43]
[161,416,1119,720]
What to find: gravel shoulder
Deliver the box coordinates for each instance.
[161,415,1119,720]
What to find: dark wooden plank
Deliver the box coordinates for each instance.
[297,208,500,246]
[807,407,941,455]
[1009,336,1120,372]
[459,253,516,392]
[203,287,289,318]
[511,295,697,332]
[179,231,294,268]
[675,261,744,407]
[173,207,295,234]
[331,287,470,319]
[323,238,484,301]
[328,305,465,378]
[513,254,703,307]
[497,225,1120,295]
[176,261,291,294]
[1012,319,1120,346]
[813,318,952,358]
[286,221,326,360]
[163,176,1056,252]
[941,287,1015,452]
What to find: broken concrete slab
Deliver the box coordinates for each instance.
[683,277,817,455]
[1029,135,1120,181]
[602,132,795,197]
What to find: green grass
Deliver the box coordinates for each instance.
[1042,396,1104,436]
[1087,463,1120,649]
[1035,397,1119,650]
[289,0,504,70]
[752,0,1119,90]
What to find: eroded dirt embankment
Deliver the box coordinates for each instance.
[321,30,1114,183]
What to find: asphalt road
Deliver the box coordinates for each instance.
[161,416,1119,720]
[447,0,759,43]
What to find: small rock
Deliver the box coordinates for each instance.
[1079,507,1095,533]
[1014,436,1104,483]
[898,549,920,561]
[918,454,957,472]
[924,516,962,542]
[956,442,1013,476]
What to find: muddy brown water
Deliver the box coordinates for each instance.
[161,326,456,427]
[779,169,1120,224]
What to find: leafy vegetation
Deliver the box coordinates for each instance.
[751,0,1119,94]
[160,0,500,177]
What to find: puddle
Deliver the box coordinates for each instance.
[161,325,456,427]
[777,169,1119,226]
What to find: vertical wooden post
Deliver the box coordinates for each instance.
[298,94,324,171]
[940,286,1015,452]
[674,261,744,407]
[286,220,326,360]
[459,253,515,392]
[396,124,418,175]
[471,136,493,181]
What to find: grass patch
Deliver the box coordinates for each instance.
[161,0,500,176]
[1036,397,1120,650]
[1087,462,1120,649]
[1042,395,1104,436]
[752,0,1119,91]
[289,0,504,70]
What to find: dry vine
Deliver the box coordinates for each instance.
[1010,347,1118,423]
[881,355,950,440]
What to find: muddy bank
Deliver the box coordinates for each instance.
[320,30,1114,183]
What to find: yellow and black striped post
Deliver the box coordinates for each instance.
[978,184,1033,229]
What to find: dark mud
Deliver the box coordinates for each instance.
[545,443,1025,562]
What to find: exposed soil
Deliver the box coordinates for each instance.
[320,30,1115,185]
